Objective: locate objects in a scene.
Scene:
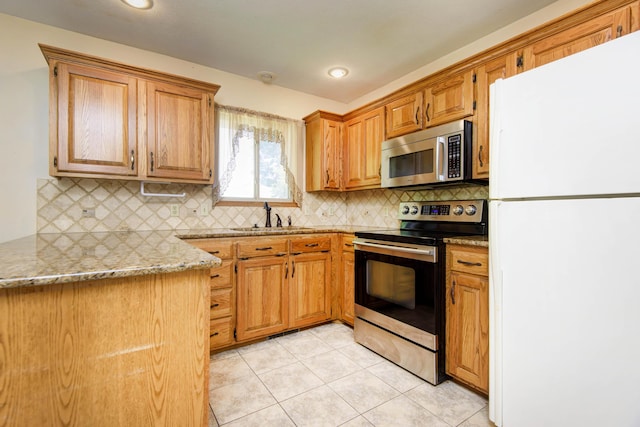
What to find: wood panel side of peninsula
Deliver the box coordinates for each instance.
[0,269,210,426]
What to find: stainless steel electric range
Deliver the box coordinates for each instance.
[353,199,487,385]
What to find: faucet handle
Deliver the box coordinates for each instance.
[275,214,282,227]
[287,215,292,226]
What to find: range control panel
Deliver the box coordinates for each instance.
[398,200,485,223]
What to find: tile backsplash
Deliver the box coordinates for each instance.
[37,178,488,233]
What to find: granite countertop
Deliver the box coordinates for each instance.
[443,235,489,248]
[175,225,383,239]
[0,230,219,289]
[0,226,382,290]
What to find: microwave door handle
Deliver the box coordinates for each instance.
[436,136,446,181]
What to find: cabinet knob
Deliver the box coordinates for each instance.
[130,150,135,170]
[150,151,154,172]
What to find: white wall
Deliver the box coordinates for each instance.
[0,0,592,242]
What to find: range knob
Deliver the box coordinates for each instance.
[410,205,419,215]
[453,205,464,216]
[465,204,477,216]
[401,205,410,215]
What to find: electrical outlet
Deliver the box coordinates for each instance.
[200,205,209,216]
[384,207,389,217]
[81,208,95,218]
[328,206,334,216]
[170,204,180,217]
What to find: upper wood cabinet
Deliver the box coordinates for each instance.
[473,54,517,178]
[424,69,475,128]
[518,3,637,72]
[304,111,343,191]
[385,91,423,138]
[146,81,213,182]
[41,44,219,184]
[53,62,138,177]
[343,107,385,190]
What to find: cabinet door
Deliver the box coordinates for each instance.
[341,250,355,326]
[424,69,475,128]
[236,257,288,341]
[446,271,489,393]
[146,81,213,182]
[385,91,423,138]
[289,252,332,328]
[344,108,384,190]
[55,62,137,176]
[519,5,634,72]
[323,119,342,189]
[473,54,517,178]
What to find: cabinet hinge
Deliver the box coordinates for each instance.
[208,97,212,107]
[53,156,57,167]
[53,66,57,77]
[516,55,524,68]
[209,169,212,178]
[233,328,236,339]
[472,73,477,83]
[473,100,477,110]
[234,264,237,273]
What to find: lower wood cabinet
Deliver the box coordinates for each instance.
[187,238,236,351]
[446,244,489,394]
[289,251,332,328]
[236,255,289,341]
[340,234,355,325]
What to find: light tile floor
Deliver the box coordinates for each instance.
[209,323,493,427]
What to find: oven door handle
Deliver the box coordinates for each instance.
[354,241,437,262]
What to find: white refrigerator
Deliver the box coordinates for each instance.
[489,31,640,427]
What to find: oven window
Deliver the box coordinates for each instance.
[389,149,433,178]
[355,250,439,335]
[366,260,415,309]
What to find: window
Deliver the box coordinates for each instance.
[214,104,303,206]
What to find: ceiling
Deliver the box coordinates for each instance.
[0,0,558,103]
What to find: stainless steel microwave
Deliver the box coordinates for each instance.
[381,120,472,189]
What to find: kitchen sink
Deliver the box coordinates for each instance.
[230,226,313,232]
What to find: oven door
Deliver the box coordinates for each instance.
[353,238,443,351]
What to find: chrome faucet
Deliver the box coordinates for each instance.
[264,202,272,227]
[275,214,282,227]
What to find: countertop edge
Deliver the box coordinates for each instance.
[443,236,489,248]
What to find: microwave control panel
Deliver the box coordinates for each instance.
[447,134,462,178]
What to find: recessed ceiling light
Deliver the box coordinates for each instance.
[328,67,349,79]
[121,0,153,10]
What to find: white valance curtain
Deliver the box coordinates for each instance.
[213,104,304,206]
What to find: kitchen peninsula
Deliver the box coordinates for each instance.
[0,230,217,426]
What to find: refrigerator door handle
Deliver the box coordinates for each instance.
[436,136,445,181]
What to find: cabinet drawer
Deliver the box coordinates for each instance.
[188,239,234,259]
[237,239,288,259]
[209,260,233,289]
[450,247,489,276]
[342,234,355,253]
[210,288,233,318]
[290,235,331,254]
[210,317,234,348]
